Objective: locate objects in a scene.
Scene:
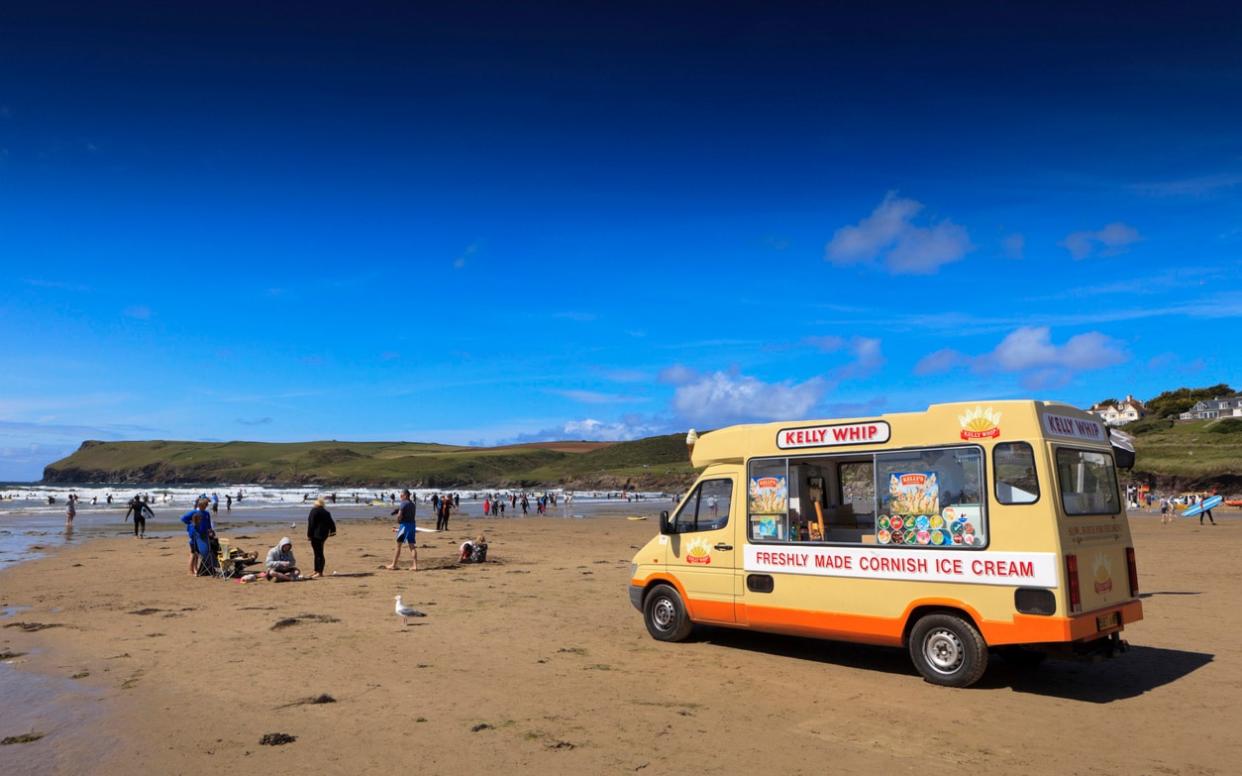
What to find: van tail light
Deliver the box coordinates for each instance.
[1125,547,1139,598]
[1066,554,1082,614]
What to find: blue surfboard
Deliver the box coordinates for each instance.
[1182,495,1223,518]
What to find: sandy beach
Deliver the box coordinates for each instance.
[2,511,1240,775]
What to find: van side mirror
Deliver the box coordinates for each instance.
[1110,428,1136,470]
[659,510,672,534]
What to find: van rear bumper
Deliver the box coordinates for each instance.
[982,599,1143,646]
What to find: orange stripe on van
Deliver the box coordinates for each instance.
[631,573,736,624]
[631,575,1143,646]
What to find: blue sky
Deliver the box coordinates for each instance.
[1,1,1240,480]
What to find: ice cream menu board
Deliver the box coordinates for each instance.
[876,472,985,547]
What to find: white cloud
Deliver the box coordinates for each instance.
[1060,222,1141,259]
[672,371,827,426]
[990,327,1127,372]
[561,418,657,440]
[508,415,668,443]
[123,305,152,320]
[912,326,1128,387]
[825,192,973,274]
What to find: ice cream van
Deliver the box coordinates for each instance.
[628,401,1142,687]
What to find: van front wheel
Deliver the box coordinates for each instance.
[643,585,693,642]
[909,613,988,687]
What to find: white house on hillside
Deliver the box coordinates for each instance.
[1089,395,1146,426]
[1179,393,1242,420]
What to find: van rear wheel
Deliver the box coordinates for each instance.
[909,613,988,687]
[643,585,693,642]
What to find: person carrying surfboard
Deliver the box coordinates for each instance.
[1198,493,1217,526]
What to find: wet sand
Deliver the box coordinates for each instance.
[1,512,1240,775]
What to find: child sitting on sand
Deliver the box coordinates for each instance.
[459,534,488,564]
[265,537,301,582]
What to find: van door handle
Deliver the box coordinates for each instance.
[714,543,733,551]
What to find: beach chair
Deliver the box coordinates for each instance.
[195,535,227,579]
[217,539,260,579]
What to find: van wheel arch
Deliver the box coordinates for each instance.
[642,582,694,642]
[902,605,982,646]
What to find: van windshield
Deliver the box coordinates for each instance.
[1055,448,1119,516]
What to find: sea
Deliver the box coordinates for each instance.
[0,483,674,568]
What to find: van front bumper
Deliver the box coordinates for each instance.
[628,584,644,612]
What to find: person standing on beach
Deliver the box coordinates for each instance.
[1198,494,1216,526]
[180,498,214,575]
[306,498,336,578]
[387,489,418,571]
[126,495,154,538]
[66,494,76,524]
[442,496,453,530]
[226,494,232,511]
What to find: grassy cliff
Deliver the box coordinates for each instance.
[42,417,1242,491]
[42,436,697,489]
[1128,417,1242,490]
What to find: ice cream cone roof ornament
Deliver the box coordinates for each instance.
[686,428,699,458]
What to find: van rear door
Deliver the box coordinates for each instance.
[1053,445,1137,618]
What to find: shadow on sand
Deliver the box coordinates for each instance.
[696,627,1213,703]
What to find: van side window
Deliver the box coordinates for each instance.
[674,479,732,533]
[749,447,986,548]
[994,442,1039,505]
[875,447,987,548]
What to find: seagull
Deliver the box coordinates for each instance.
[393,595,426,626]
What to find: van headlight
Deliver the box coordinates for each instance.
[630,563,638,579]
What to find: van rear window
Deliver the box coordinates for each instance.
[1055,448,1119,516]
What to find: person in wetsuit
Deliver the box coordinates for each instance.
[125,495,154,538]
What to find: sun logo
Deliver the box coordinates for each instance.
[686,538,712,564]
[1093,554,1113,593]
[959,406,1002,440]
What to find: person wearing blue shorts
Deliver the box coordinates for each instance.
[387,489,418,571]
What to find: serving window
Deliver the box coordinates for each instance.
[747,445,988,549]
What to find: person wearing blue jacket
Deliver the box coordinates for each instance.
[181,498,214,576]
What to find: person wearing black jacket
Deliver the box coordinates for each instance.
[306,498,337,578]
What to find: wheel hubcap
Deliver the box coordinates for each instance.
[923,628,964,674]
[652,598,675,630]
